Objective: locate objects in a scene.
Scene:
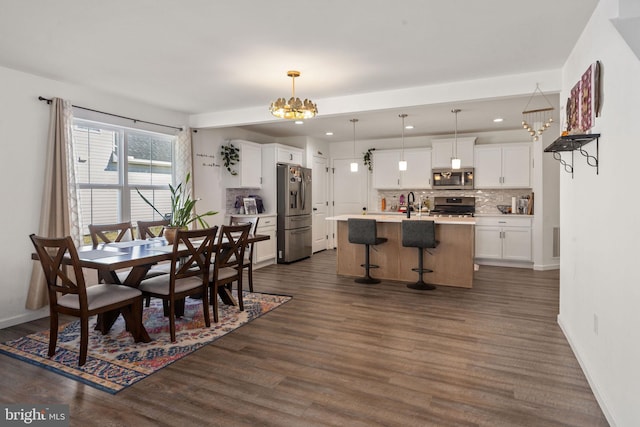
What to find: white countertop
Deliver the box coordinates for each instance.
[326,214,475,225]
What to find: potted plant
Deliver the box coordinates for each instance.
[363,148,375,171]
[136,172,217,243]
[220,142,240,175]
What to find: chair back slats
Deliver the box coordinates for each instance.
[229,216,259,235]
[88,221,135,246]
[171,227,218,281]
[137,219,170,240]
[215,224,251,270]
[29,234,86,299]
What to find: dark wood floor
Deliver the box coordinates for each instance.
[1,250,608,427]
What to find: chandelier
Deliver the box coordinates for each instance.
[269,70,318,120]
[522,83,554,141]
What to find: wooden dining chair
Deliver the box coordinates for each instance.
[136,219,173,307]
[88,221,135,246]
[229,216,260,292]
[88,221,138,284]
[209,223,251,323]
[29,234,146,366]
[138,226,218,342]
[137,219,170,240]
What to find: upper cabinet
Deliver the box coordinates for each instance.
[276,145,304,165]
[371,148,432,189]
[474,143,531,189]
[223,140,262,188]
[431,137,476,169]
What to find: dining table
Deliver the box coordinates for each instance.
[35,233,270,338]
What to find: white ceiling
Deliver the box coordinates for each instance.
[0,0,598,141]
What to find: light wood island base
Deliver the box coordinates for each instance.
[333,215,475,288]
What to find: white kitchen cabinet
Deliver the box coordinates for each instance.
[372,150,402,189]
[276,146,304,165]
[431,137,476,169]
[254,215,277,265]
[371,148,432,189]
[474,143,531,188]
[475,216,532,262]
[223,140,262,188]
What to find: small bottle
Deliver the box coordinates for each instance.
[362,207,367,215]
[381,198,386,211]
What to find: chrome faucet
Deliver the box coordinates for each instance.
[407,192,415,218]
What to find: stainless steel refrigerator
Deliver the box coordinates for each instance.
[277,164,312,263]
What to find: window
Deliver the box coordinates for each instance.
[73,119,176,238]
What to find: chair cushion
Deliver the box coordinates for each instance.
[138,274,204,296]
[145,262,172,278]
[57,284,141,311]
[209,267,240,282]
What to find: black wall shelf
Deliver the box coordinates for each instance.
[544,133,600,178]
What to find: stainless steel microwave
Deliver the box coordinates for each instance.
[432,168,474,190]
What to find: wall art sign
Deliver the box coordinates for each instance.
[566,61,601,134]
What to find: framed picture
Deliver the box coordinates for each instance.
[243,198,257,215]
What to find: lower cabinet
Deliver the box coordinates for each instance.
[254,215,277,265]
[475,216,532,262]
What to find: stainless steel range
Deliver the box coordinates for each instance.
[429,196,475,217]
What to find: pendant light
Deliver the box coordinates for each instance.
[451,108,461,170]
[350,119,359,172]
[399,114,408,171]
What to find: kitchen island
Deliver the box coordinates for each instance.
[327,214,475,288]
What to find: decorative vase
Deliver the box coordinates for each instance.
[164,226,186,245]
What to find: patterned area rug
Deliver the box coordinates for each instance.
[0,292,291,394]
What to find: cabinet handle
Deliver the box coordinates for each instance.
[290,153,293,160]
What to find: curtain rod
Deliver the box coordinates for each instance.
[38,96,184,131]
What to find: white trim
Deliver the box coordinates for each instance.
[0,307,48,330]
[533,262,560,271]
[557,315,617,427]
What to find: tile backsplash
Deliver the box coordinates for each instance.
[226,188,262,214]
[375,188,534,215]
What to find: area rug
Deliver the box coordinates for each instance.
[0,292,291,394]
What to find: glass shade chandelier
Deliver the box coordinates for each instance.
[451,108,461,170]
[399,114,407,171]
[350,119,359,172]
[269,70,318,120]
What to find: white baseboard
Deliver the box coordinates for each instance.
[557,315,616,427]
[475,259,533,269]
[0,307,48,330]
[533,262,560,271]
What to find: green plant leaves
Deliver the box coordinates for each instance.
[136,172,217,228]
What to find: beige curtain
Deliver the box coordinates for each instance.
[26,98,82,309]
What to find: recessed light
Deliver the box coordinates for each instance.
[325,131,334,136]
[295,120,304,125]
[405,125,414,130]
[493,118,504,123]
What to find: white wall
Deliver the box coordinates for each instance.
[191,127,277,225]
[0,65,188,328]
[558,0,640,425]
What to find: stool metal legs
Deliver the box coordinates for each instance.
[407,247,436,290]
[355,244,381,284]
